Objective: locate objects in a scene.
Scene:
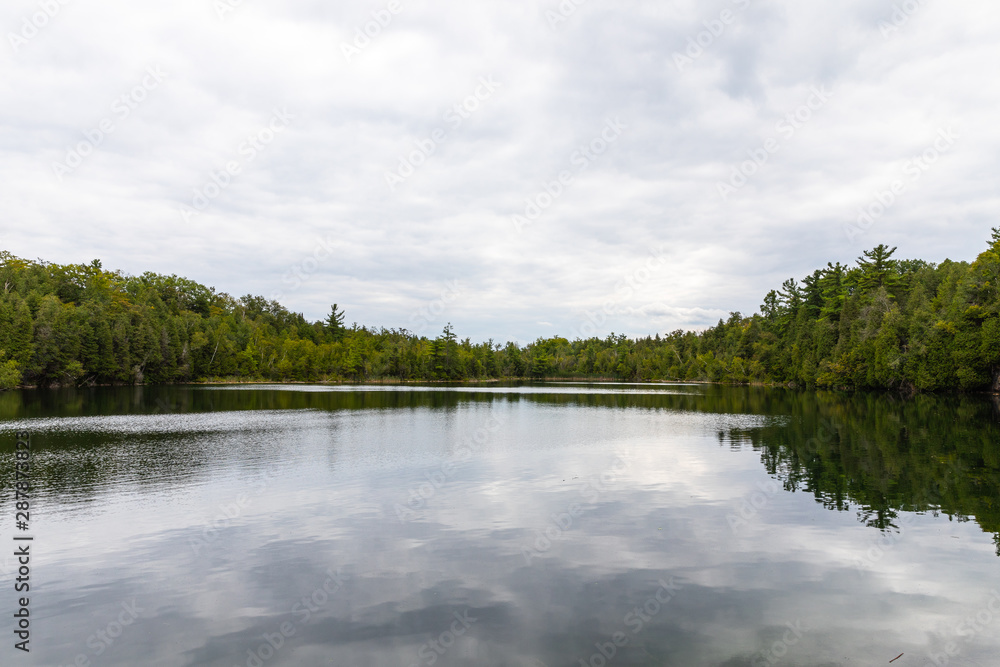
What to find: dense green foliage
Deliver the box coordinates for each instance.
[1,230,999,390]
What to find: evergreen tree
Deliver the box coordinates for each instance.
[326,304,347,341]
[856,244,899,292]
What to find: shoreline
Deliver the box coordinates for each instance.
[8,377,999,395]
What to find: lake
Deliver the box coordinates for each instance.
[1,383,998,666]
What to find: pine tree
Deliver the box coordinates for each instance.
[856,244,899,292]
[326,304,346,341]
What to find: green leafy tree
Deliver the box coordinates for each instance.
[2,232,1000,390]
[0,351,20,390]
[856,244,899,292]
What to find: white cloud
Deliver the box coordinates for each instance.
[2,0,998,341]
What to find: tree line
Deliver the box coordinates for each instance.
[1,228,998,391]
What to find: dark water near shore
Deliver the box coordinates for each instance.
[1,383,999,666]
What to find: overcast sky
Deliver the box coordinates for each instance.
[1,0,997,343]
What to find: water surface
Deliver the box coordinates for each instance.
[1,384,998,666]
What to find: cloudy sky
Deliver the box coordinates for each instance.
[1,0,997,343]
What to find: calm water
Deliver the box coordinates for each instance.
[1,384,999,666]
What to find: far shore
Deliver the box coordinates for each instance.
[9,377,1000,395]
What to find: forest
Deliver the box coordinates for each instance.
[1,228,998,392]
